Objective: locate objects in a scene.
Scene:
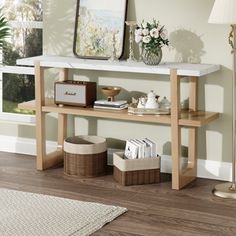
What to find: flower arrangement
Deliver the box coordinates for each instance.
[135,19,169,53]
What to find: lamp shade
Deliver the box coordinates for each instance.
[208,0,236,24]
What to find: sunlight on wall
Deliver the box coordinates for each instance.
[203,159,231,180]
[206,130,223,162]
[205,84,224,112]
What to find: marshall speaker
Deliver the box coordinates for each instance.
[54,80,96,107]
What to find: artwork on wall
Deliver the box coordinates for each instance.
[73,0,127,59]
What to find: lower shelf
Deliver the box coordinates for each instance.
[18,100,219,127]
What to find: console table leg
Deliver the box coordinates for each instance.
[185,76,198,180]
[170,69,181,190]
[178,76,198,188]
[187,128,197,171]
[58,68,68,149]
[58,113,67,148]
[56,68,68,161]
[35,62,46,170]
[171,72,199,189]
[43,68,69,169]
[59,68,69,81]
[189,76,198,111]
[36,112,46,170]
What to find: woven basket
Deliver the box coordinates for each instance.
[64,135,107,177]
[113,152,160,186]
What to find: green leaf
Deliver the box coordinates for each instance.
[0,11,10,48]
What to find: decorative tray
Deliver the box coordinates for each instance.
[128,107,170,115]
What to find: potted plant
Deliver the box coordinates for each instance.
[0,12,9,48]
[135,19,169,65]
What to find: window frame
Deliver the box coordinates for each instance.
[0,65,36,124]
[0,1,43,124]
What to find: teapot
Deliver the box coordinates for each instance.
[145,90,159,109]
[159,96,171,109]
[137,96,147,108]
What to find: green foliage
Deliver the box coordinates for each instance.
[2,41,36,106]
[3,73,35,103]
[25,28,42,57]
[3,100,34,114]
[2,41,20,65]
[2,34,37,106]
[0,12,9,48]
[1,1,42,114]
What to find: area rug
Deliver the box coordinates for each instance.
[0,188,127,236]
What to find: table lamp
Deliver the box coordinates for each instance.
[208,0,236,198]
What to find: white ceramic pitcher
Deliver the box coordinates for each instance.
[145,90,159,109]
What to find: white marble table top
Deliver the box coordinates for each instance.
[16,55,220,77]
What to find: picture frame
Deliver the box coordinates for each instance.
[73,0,128,60]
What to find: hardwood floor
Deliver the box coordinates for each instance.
[0,152,236,236]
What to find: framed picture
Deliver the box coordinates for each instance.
[73,0,127,60]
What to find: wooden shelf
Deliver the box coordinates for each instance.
[17,55,221,190]
[18,100,36,110]
[18,100,219,128]
[179,111,219,127]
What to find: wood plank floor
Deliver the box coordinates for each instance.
[0,152,236,236]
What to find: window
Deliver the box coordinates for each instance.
[0,0,43,123]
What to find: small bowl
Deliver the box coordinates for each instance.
[101,87,121,101]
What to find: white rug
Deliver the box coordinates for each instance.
[0,188,127,236]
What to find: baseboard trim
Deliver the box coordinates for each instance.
[161,155,231,182]
[0,135,57,156]
[0,135,232,182]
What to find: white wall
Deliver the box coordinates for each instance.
[43,0,232,163]
[0,0,233,167]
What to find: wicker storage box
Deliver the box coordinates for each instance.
[64,135,107,177]
[113,152,160,186]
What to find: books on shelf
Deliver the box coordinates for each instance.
[94,104,128,110]
[94,100,128,110]
[124,138,157,159]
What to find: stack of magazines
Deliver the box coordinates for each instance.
[124,138,157,159]
[94,100,128,110]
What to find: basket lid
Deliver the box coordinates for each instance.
[65,137,93,145]
[64,135,107,154]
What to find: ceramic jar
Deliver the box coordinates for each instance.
[145,91,159,109]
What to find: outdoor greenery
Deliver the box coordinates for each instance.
[3,100,34,114]
[0,11,10,47]
[1,0,42,114]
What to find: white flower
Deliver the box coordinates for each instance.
[135,35,143,43]
[142,28,149,36]
[157,25,162,31]
[150,28,159,38]
[142,35,151,43]
[160,29,168,40]
[135,20,168,49]
[142,21,147,28]
[135,28,142,36]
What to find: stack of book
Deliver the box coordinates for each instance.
[124,138,157,159]
[94,100,128,110]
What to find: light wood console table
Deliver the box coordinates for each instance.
[17,55,220,190]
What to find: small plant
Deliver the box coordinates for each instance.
[135,19,169,53]
[0,12,9,48]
